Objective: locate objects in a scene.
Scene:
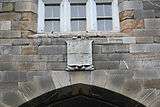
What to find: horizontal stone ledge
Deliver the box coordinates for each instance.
[33,32,130,38]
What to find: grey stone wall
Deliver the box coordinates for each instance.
[0,0,159,107]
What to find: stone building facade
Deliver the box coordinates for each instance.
[0,0,160,107]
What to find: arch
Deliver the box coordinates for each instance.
[19,83,145,107]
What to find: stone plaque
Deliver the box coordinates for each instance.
[66,39,94,71]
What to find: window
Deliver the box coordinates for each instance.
[45,4,60,32]
[38,0,120,33]
[97,3,112,31]
[71,3,86,31]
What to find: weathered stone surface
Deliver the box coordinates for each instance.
[2,91,25,107]
[0,45,21,55]
[0,62,17,71]
[47,62,66,70]
[130,44,160,53]
[69,72,91,85]
[15,2,37,13]
[0,30,21,38]
[0,82,18,92]
[21,46,37,55]
[19,62,46,71]
[144,18,160,29]
[11,21,37,32]
[2,2,14,11]
[121,19,144,33]
[93,61,120,70]
[102,44,129,53]
[51,71,70,89]
[119,10,135,22]
[135,10,155,19]
[0,21,11,30]
[122,79,142,97]
[91,70,108,88]
[0,72,27,82]
[33,75,55,92]
[0,12,21,21]
[38,45,66,55]
[119,1,143,12]
[132,29,160,37]
[144,79,160,89]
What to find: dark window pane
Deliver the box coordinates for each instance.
[45,6,60,18]
[71,5,86,18]
[97,19,112,31]
[97,4,112,17]
[71,20,86,31]
[45,21,60,32]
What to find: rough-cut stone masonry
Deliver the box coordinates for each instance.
[0,0,160,107]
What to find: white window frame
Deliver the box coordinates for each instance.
[37,0,120,33]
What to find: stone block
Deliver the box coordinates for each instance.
[21,12,37,22]
[33,75,55,92]
[51,71,70,89]
[120,19,144,32]
[144,18,160,29]
[135,10,155,19]
[0,30,21,38]
[0,82,18,92]
[47,62,66,70]
[0,12,21,21]
[93,61,120,70]
[122,37,136,44]
[91,70,108,88]
[15,1,37,13]
[19,62,47,71]
[18,81,41,100]
[27,71,47,80]
[0,45,21,55]
[154,37,160,43]
[119,10,135,22]
[93,53,124,61]
[122,79,142,97]
[11,21,37,32]
[119,60,160,70]
[47,55,64,62]
[133,69,160,80]
[136,37,154,44]
[2,91,25,107]
[0,62,17,71]
[38,45,66,55]
[143,1,160,10]
[21,46,37,55]
[0,72,27,82]
[132,29,160,37]
[2,2,14,11]
[144,79,160,89]
[0,21,11,30]
[119,1,143,12]
[93,45,101,54]
[69,72,91,85]
[102,44,129,53]
[130,44,160,53]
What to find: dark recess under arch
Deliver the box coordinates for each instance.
[19,83,146,107]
